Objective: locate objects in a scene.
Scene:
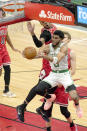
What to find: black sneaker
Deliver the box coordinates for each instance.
[16,105,25,122]
[36,107,49,122]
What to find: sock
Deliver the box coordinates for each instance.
[47,127,51,131]
[70,121,74,127]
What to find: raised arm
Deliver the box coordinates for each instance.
[27,22,51,48]
[27,21,43,47]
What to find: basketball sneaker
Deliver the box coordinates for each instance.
[44,94,56,110]
[2,91,16,98]
[44,101,52,110]
[36,107,49,122]
[70,125,78,131]
[17,105,25,122]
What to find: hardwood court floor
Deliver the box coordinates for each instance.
[0,21,87,127]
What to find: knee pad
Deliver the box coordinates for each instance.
[68,90,79,101]
[66,84,76,92]
[60,106,70,118]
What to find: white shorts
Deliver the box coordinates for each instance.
[43,70,73,89]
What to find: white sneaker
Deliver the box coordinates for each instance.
[2,91,16,98]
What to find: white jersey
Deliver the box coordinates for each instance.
[49,43,68,71]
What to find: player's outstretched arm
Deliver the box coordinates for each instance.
[6,33,21,53]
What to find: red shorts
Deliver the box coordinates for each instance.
[54,86,69,107]
[0,47,11,69]
[40,86,69,107]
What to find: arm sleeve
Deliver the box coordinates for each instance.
[32,30,51,48]
[32,35,43,48]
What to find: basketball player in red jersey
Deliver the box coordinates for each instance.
[39,21,57,80]
[27,21,57,80]
[0,8,21,97]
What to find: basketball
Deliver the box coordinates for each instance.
[23,46,37,59]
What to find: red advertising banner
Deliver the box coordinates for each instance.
[24,2,75,25]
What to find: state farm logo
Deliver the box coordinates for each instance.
[39,10,47,18]
[39,10,72,22]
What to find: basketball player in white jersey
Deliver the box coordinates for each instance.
[17,30,82,124]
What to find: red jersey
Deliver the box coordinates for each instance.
[39,24,57,80]
[0,26,11,68]
[0,26,7,48]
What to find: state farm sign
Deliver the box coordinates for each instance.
[25,2,75,25]
[39,10,72,22]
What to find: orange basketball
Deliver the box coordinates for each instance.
[23,46,37,59]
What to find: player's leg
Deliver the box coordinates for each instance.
[66,85,83,118]
[60,106,78,131]
[2,49,16,97]
[2,65,16,97]
[44,86,58,110]
[2,50,15,97]
[43,72,58,110]
[17,81,51,122]
[2,51,11,93]
[66,84,79,105]
[60,72,83,118]
[46,117,52,131]
[36,101,53,131]
[3,65,11,93]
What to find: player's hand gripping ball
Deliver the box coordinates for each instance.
[23,46,37,59]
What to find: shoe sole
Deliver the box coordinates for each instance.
[2,94,16,98]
